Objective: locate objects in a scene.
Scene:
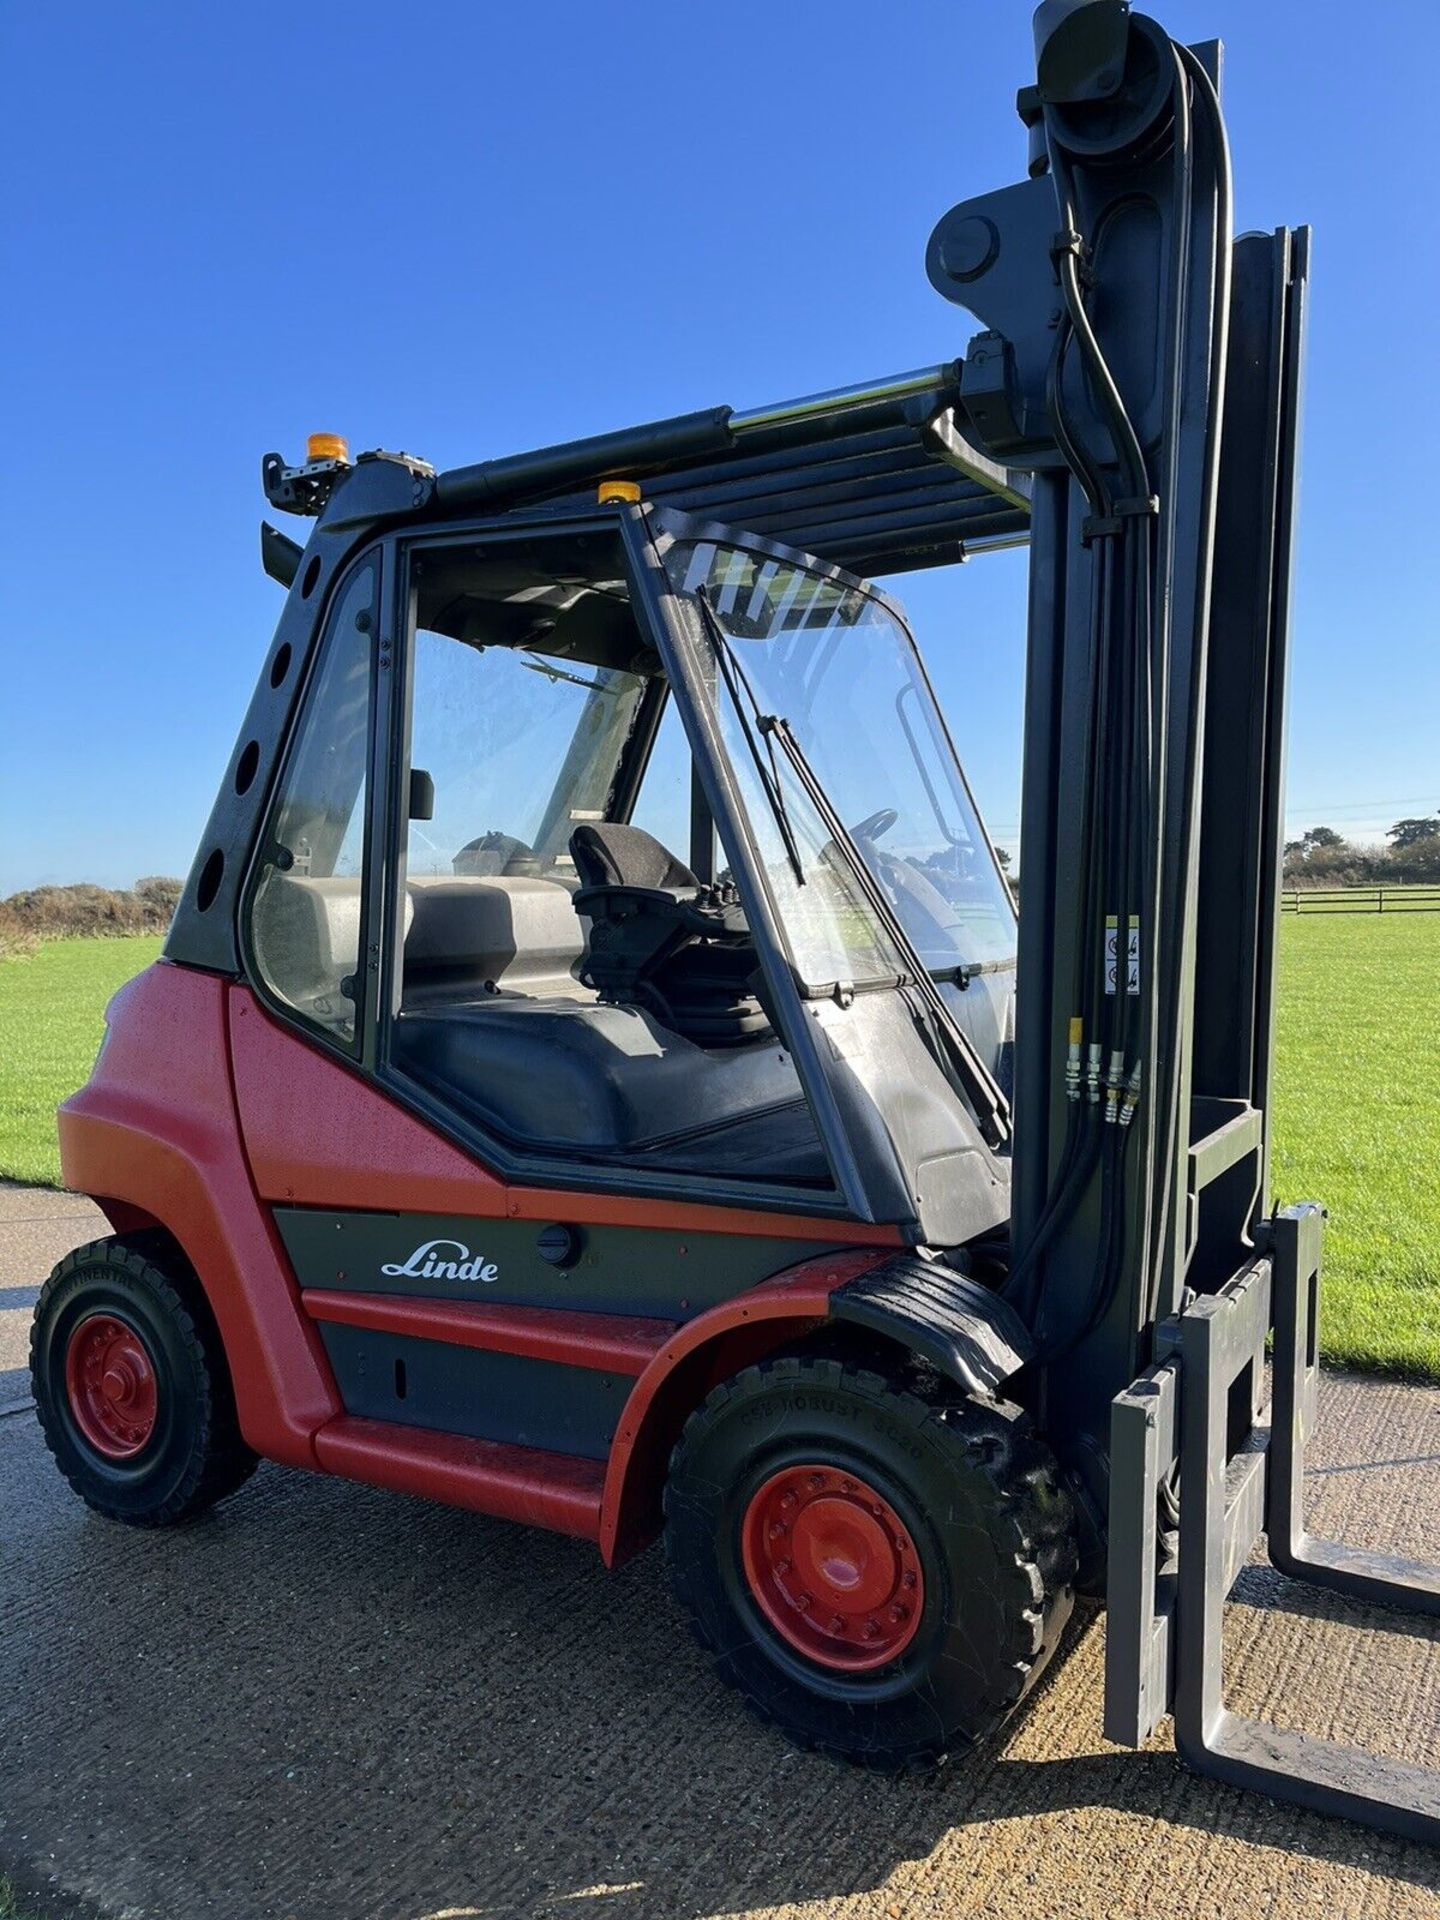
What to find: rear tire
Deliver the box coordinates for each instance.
[30,1233,257,1526]
[664,1354,1076,1770]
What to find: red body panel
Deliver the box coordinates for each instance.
[229,988,509,1217]
[314,1417,606,1541]
[599,1249,889,1565]
[61,965,895,1553]
[58,964,340,1467]
[302,1289,673,1376]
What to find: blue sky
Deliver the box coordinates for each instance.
[1,0,1435,892]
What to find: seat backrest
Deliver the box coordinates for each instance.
[404,873,584,993]
[569,822,697,892]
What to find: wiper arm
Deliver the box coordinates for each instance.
[692,585,807,887]
[520,656,608,693]
[762,712,1012,1150]
[931,955,1018,988]
[690,584,1009,1144]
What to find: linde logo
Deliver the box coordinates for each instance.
[380,1238,500,1285]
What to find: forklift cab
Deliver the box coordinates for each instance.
[44,0,1438,1842]
[244,506,1017,1250]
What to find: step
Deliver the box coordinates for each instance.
[302,1289,677,1376]
[313,1415,606,1541]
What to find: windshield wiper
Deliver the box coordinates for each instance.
[692,585,807,887]
[932,955,1019,988]
[760,711,1012,1149]
[520,656,609,693]
[691,582,1008,1145]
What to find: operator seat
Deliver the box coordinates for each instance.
[569,824,774,1046]
[570,822,698,891]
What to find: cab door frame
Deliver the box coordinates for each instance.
[617,503,882,1222]
[356,505,898,1226]
[619,502,1011,1250]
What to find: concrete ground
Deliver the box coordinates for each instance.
[1,1183,1437,1920]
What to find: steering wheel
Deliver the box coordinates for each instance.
[845,813,964,955]
[850,806,899,843]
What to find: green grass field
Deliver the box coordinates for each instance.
[0,920,1435,1376]
[1269,913,1438,1378]
[0,936,163,1185]
[0,1874,36,1920]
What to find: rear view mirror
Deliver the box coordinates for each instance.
[408,768,435,822]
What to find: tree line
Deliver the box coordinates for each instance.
[1283,814,1440,887]
[0,877,183,956]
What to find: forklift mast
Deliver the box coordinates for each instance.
[924,8,1301,1468]
[968,1,1436,1842]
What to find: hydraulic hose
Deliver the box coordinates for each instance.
[1006,143,1150,1323]
[1046,317,1112,523]
[1137,38,1234,1328]
[1035,40,1236,1363]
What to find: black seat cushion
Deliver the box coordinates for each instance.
[570,822,696,892]
[392,997,826,1180]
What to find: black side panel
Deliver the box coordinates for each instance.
[832,1256,1033,1397]
[166,530,377,977]
[167,458,423,976]
[275,1209,843,1321]
[318,1326,631,1461]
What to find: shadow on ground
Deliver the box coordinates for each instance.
[3,1419,1438,1920]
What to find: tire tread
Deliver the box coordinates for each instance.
[30,1233,257,1527]
[663,1352,1076,1772]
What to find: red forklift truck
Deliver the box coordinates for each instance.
[30,0,1439,1840]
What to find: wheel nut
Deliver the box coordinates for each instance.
[903,1570,917,1590]
[780,1491,797,1511]
[768,1521,787,1540]
[808,1472,826,1490]
[840,1478,856,1493]
[863,1618,881,1639]
[796,1591,814,1611]
[829,1615,846,1634]
[775,1558,792,1576]
[890,1603,909,1625]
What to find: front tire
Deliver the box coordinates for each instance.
[30,1234,257,1526]
[664,1354,1076,1770]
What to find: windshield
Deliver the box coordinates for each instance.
[662,538,1015,961]
[660,533,1017,1086]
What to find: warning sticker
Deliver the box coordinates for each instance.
[1105,915,1118,995]
[1127,915,1140,996]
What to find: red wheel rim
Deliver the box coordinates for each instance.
[63,1314,158,1460]
[740,1463,925,1672]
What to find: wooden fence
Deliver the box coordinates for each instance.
[1281,885,1440,914]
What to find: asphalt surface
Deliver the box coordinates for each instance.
[2,1181,1437,1920]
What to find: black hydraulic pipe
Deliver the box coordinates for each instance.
[435,407,736,510]
[435,371,968,515]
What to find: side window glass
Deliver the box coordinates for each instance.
[626,691,697,866]
[248,561,377,1046]
[406,629,645,884]
[400,620,649,1005]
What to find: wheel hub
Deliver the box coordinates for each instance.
[64,1314,158,1459]
[740,1464,924,1671]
